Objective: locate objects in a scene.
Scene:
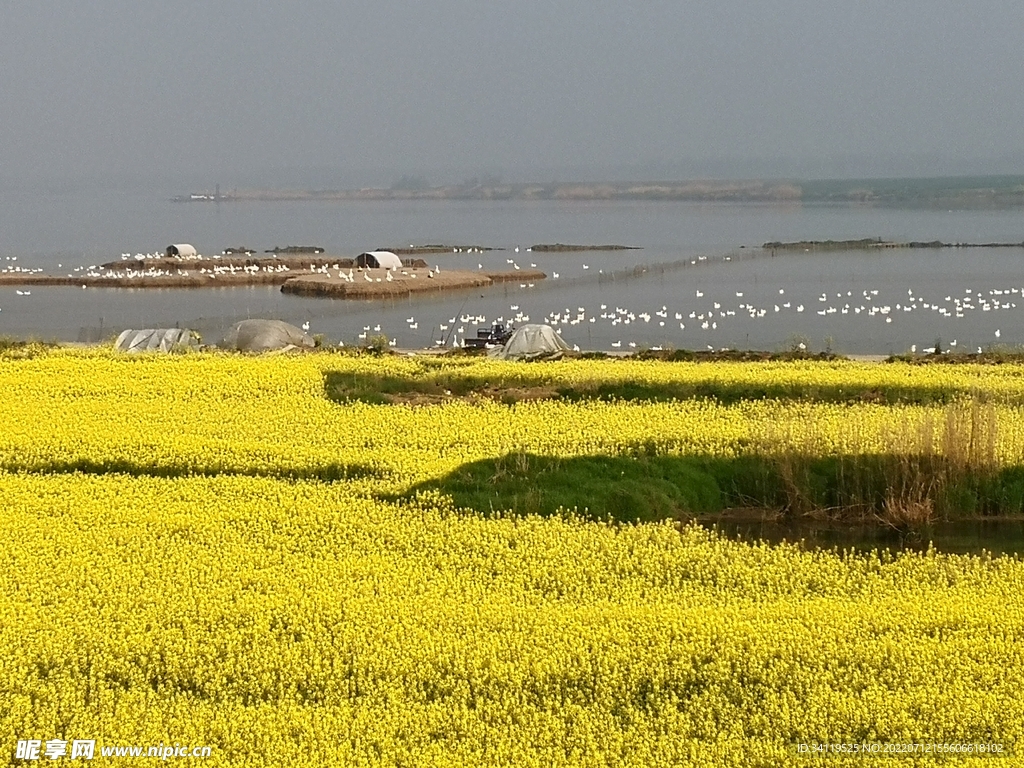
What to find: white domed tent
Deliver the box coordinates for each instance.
[488,324,571,361]
[355,251,402,269]
[165,244,198,258]
[220,319,315,352]
[115,328,201,354]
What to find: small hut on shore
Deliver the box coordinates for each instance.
[355,251,402,269]
[166,244,198,258]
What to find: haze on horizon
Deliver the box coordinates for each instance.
[2,0,1023,189]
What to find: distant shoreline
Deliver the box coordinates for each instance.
[173,175,1024,207]
[763,238,1024,251]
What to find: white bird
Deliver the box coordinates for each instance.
[552,272,559,279]
[995,329,1001,338]
[301,321,310,331]
[611,340,622,348]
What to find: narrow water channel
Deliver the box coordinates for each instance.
[701,517,1024,556]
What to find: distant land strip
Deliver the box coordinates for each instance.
[174,175,1024,206]
[529,244,641,252]
[174,181,803,203]
[386,245,496,254]
[763,238,1024,251]
[384,244,639,253]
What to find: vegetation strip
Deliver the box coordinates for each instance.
[764,237,1024,250]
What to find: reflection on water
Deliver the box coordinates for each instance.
[703,517,1024,556]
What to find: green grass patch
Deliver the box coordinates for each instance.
[401,452,1024,526]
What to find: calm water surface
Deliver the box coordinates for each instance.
[2,185,1024,353]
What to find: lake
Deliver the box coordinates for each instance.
[2,183,1024,354]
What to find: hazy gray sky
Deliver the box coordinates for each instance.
[2,1,1023,184]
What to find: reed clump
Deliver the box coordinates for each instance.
[765,399,1002,530]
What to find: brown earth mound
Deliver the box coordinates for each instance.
[281,268,546,299]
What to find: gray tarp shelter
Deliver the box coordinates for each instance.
[355,251,402,269]
[487,324,571,360]
[165,244,198,258]
[220,319,315,352]
[115,328,201,353]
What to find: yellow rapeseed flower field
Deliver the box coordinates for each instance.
[1,349,1023,766]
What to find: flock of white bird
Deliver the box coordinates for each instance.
[73,253,450,282]
[1,255,44,278]
[370,281,1021,353]
[4,249,1022,354]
